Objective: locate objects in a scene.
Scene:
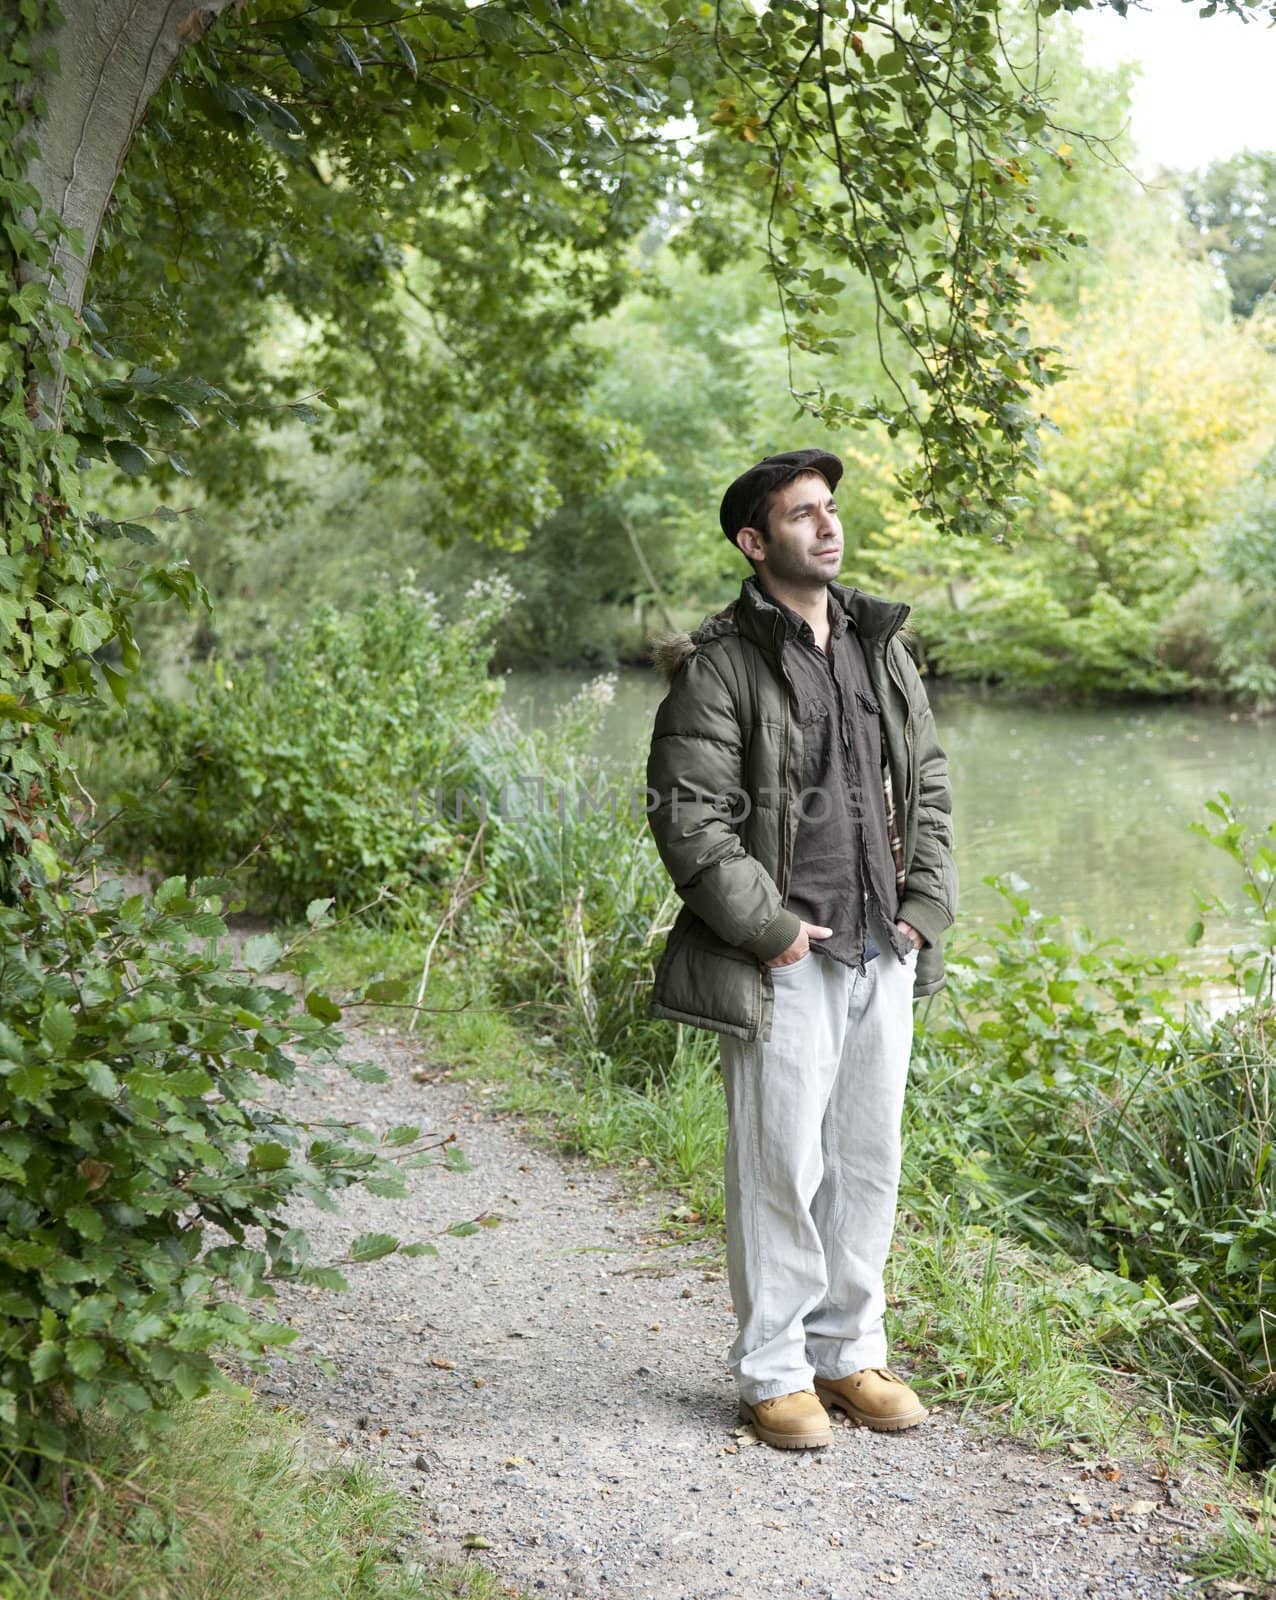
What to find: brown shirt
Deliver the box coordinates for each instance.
[755,579,907,971]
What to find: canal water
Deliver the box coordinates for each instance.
[501,665,1276,979]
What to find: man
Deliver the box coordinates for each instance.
[644,448,957,1451]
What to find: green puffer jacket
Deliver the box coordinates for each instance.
[645,575,957,1042]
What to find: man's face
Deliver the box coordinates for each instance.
[736,471,843,585]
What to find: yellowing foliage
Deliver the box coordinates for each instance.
[843,243,1276,692]
[1028,248,1276,608]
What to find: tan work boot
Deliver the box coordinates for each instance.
[738,1388,833,1450]
[814,1367,927,1432]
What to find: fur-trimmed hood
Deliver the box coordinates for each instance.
[648,576,917,683]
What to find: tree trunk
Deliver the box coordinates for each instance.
[17,0,237,416]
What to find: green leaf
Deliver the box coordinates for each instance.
[390,25,417,76]
[8,281,46,321]
[154,875,192,911]
[283,44,324,84]
[242,934,283,973]
[78,1060,119,1098]
[361,1173,407,1197]
[29,1342,63,1381]
[2,1237,55,1269]
[106,440,154,475]
[248,1141,291,1171]
[383,1124,421,1148]
[40,1002,77,1054]
[305,991,342,1023]
[398,1242,439,1258]
[348,1232,398,1262]
[100,661,130,706]
[68,609,113,654]
[297,1265,350,1292]
[65,1205,106,1241]
[345,1060,388,1084]
[119,1312,166,1343]
[172,1364,207,1401]
[361,978,407,1003]
[0,694,63,728]
[66,1338,105,1379]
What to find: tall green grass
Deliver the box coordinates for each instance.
[0,1391,503,1600]
[446,678,679,1072]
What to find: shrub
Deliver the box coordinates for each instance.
[1157,449,1276,712]
[0,842,440,1481]
[103,577,512,916]
[911,794,1276,1458]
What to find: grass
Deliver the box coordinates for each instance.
[0,1389,516,1600]
[893,1206,1133,1447]
[1188,1468,1276,1590]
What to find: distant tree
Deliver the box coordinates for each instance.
[1181,150,1276,319]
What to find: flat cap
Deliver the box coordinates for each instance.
[719,448,844,545]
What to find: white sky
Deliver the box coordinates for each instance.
[1072,0,1276,175]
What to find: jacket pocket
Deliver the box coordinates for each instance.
[651,910,762,1036]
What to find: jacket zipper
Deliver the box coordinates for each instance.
[882,635,914,816]
[761,619,794,1038]
[777,615,794,899]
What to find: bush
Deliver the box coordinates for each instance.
[0,840,441,1480]
[910,794,1276,1458]
[103,577,511,916]
[1157,449,1276,712]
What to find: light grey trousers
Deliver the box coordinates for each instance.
[718,908,918,1404]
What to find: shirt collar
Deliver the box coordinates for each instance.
[755,580,848,645]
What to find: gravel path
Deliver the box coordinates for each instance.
[242,1020,1217,1600]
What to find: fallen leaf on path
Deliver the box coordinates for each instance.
[428,1355,457,1369]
